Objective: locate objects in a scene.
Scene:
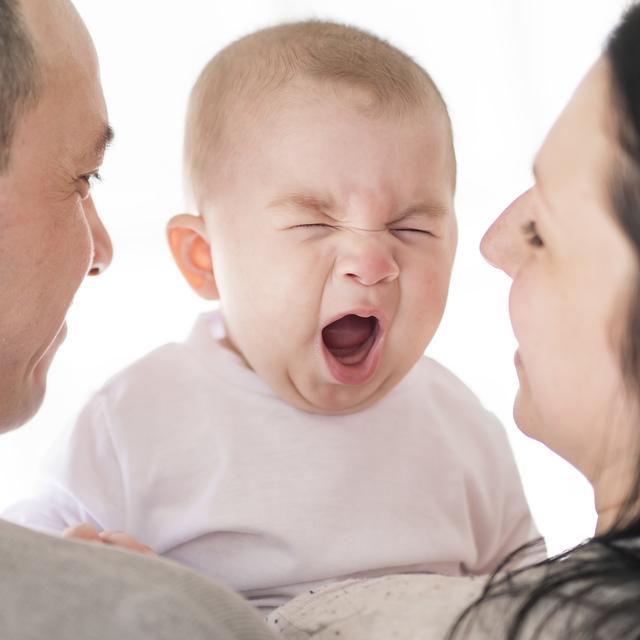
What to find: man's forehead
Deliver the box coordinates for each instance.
[20,0,96,73]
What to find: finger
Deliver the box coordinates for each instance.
[99,531,156,555]
[63,523,102,542]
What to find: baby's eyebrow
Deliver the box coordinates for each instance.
[268,193,449,223]
[389,203,450,224]
[267,192,335,213]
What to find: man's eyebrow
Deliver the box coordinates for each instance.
[95,124,115,156]
[78,124,115,163]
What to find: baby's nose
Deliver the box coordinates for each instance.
[337,232,399,286]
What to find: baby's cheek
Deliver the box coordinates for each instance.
[411,263,451,312]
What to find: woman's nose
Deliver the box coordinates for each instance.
[86,198,113,276]
[481,189,533,278]
[337,230,400,286]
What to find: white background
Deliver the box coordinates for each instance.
[0,0,631,556]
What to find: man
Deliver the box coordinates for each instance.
[0,0,112,432]
[0,0,276,637]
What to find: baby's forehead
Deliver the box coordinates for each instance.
[193,72,449,152]
[189,83,455,213]
[185,22,455,205]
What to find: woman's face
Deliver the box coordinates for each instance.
[482,59,638,497]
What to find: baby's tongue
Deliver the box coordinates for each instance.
[322,315,375,351]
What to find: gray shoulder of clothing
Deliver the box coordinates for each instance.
[0,520,276,640]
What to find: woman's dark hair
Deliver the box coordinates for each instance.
[449,4,640,639]
[0,0,40,172]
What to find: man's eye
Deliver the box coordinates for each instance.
[77,171,102,200]
[81,171,102,188]
[522,221,544,247]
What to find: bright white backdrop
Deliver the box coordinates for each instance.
[0,0,631,556]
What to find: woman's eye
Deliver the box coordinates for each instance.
[522,220,544,247]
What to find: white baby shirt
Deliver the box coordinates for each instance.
[6,312,541,612]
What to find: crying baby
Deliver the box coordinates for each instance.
[5,20,540,613]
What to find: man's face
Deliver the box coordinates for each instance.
[0,0,112,431]
[203,80,457,414]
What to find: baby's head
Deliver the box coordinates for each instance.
[169,21,457,415]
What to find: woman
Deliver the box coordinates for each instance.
[266,4,640,639]
[450,2,640,638]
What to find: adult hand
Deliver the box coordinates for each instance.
[63,523,155,556]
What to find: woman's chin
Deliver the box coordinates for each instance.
[513,387,538,439]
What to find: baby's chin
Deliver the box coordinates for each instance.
[221,324,411,414]
[273,373,400,416]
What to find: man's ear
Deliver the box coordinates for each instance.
[167,214,219,300]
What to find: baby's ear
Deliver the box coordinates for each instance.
[167,214,219,300]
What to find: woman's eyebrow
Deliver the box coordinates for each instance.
[532,163,542,186]
[532,163,555,218]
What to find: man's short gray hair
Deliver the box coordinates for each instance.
[0,0,40,172]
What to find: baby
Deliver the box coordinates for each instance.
[5,21,541,612]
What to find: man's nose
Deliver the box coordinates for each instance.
[86,198,113,276]
[480,189,533,278]
[336,230,400,286]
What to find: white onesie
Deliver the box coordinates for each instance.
[5,311,541,612]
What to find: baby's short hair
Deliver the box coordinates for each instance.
[185,20,453,208]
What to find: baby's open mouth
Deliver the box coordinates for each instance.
[322,315,379,366]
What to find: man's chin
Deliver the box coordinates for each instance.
[13,328,68,431]
[0,381,46,434]
[33,322,67,379]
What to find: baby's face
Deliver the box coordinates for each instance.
[203,80,457,414]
